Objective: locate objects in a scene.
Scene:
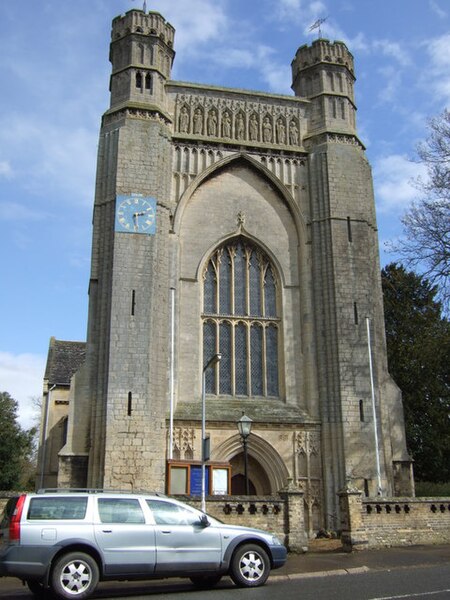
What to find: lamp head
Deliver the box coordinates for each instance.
[237,412,253,439]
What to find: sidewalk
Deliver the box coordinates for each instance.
[273,542,450,580]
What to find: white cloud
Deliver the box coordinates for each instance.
[376,65,403,104]
[0,114,97,206]
[0,201,48,222]
[276,0,327,25]
[424,33,450,105]
[0,352,46,429]
[0,160,13,179]
[152,0,229,55]
[373,40,411,67]
[373,154,427,214]
[429,0,447,19]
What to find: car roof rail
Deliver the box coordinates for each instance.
[36,488,167,496]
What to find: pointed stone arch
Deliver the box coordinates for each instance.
[172,152,307,238]
[213,433,290,494]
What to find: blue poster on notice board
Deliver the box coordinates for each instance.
[190,465,209,495]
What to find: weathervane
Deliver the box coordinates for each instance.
[309,16,328,39]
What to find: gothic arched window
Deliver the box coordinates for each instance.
[202,238,280,398]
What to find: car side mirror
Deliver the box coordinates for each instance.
[199,514,210,528]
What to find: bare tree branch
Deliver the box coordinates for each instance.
[390,110,450,312]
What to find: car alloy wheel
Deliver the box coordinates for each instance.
[230,543,270,587]
[51,552,99,599]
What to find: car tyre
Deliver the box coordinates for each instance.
[189,575,222,589]
[230,543,270,587]
[51,552,99,600]
[26,580,50,598]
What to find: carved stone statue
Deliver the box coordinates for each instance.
[276,118,286,144]
[263,117,272,143]
[207,110,217,136]
[179,106,189,133]
[289,120,299,146]
[193,108,203,134]
[236,113,245,140]
[249,114,259,141]
[222,111,231,138]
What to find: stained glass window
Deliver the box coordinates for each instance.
[202,237,280,398]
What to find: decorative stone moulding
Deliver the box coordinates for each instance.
[174,93,305,149]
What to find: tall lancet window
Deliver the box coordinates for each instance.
[202,237,280,398]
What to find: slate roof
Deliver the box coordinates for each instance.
[44,337,86,386]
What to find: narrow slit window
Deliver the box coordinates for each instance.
[135,72,142,89]
[364,478,370,497]
[131,290,136,316]
[347,216,352,242]
[359,399,365,422]
[127,392,133,416]
[354,302,359,325]
[145,73,152,92]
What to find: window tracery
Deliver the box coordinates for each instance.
[202,238,280,398]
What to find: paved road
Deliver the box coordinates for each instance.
[1,547,449,599]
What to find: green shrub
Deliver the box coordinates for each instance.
[415,481,450,497]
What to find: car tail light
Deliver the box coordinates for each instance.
[9,495,26,542]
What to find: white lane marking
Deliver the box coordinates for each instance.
[370,590,450,600]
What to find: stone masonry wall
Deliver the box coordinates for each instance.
[363,498,450,547]
[339,489,450,550]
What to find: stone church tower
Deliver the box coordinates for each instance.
[53,8,412,531]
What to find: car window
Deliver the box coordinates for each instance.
[146,499,201,526]
[98,498,145,524]
[28,497,88,520]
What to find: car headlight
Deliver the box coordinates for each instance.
[271,535,283,546]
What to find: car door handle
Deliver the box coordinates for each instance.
[161,530,172,534]
[102,529,112,533]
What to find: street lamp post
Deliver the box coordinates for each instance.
[201,353,222,513]
[237,413,253,495]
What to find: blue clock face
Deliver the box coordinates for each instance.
[115,195,156,234]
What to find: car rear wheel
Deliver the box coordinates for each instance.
[51,552,99,599]
[230,543,270,587]
[189,575,222,589]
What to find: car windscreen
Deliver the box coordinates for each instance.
[27,496,88,520]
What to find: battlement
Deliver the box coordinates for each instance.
[292,39,354,80]
[111,9,175,48]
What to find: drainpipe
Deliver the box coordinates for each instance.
[168,287,175,460]
[366,317,383,495]
[38,383,56,490]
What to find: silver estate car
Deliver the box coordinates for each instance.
[0,490,287,599]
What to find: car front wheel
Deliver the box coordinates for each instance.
[230,543,270,587]
[51,552,99,599]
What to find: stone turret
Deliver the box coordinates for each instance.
[109,9,175,110]
[291,39,356,137]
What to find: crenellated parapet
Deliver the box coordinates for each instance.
[109,10,175,109]
[111,9,175,47]
[291,39,357,138]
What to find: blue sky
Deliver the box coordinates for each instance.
[1,0,449,428]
